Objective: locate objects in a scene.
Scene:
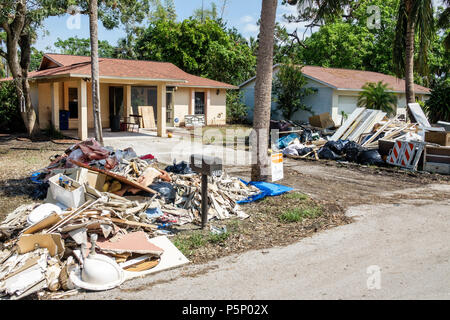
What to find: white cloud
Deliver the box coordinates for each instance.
[243,23,259,33]
[240,15,254,24]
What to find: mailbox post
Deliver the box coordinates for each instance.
[190,154,223,229]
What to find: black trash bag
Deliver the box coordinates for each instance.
[165,161,193,174]
[357,150,384,165]
[150,182,176,203]
[343,141,366,162]
[318,147,343,160]
[297,147,314,156]
[323,140,349,155]
[300,128,313,143]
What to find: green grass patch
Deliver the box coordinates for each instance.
[285,192,309,201]
[207,231,230,244]
[173,232,206,256]
[279,206,322,223]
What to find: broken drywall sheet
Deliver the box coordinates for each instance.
[123,236,189,280]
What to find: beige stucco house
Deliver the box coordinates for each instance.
[21,53,237,140]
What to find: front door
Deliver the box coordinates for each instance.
[109,86,124,131]
[195,92,205,115]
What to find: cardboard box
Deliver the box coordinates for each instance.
[85,170,107,191]
[47,174,86,208]
[309,113,335,129]
[425,131,450,146]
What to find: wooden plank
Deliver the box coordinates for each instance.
[109,217,158,230]
[22,213,62,235]
[138,106,156,129]
[362,117,396,146]
[425,146,450,157]
[71,160,157,195]
[330,108,365,141]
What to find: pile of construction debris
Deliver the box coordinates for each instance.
[275,104,450,174]
[0,138,266,300]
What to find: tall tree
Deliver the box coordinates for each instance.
[251,0,277,182]
[136,18,256,85]
[437,0,450,50]
[0,0,152,137]
[0,0,44,136]
[393,0,434,104]
[89,0,103,144]
[54,37,115,58]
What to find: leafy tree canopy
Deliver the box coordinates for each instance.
[135,18,256,86]
[54,36,116,58]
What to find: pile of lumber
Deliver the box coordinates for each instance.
[170,173,260,221]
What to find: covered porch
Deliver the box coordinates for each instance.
[39,77,172,141]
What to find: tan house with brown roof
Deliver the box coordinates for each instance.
[240,65,431,125]
[19,53,237,140]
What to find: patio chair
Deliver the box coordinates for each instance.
[122,114,142,133]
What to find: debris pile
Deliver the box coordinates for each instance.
[0,139,266,300]
[275,105,450,174]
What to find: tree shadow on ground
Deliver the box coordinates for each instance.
[0,177,45,199]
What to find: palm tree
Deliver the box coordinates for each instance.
[393,0,434,104]
[437,0,450,50]
[89,0,104,144]
[251,0,278,182]
[357,82,398,115]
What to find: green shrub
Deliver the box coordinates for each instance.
[0,81,25,133]
[423,79,450,123]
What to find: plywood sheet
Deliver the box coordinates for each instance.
[138,106,156,129]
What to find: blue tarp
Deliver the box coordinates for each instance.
[237,180,293,204]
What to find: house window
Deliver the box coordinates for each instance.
[68,88,78,119]
[195,92,205,115]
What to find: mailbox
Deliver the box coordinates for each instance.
[189,154,223,229]
[190,154,223,177]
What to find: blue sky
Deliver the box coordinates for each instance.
[35,0,309,52]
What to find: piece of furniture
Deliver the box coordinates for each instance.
[122,115,142,132]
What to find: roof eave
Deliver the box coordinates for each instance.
[176,84,238,90]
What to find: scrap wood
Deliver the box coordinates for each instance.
[45,199,98,234]
[17,233,65,257]
[71,160,158,195]
[22,213,62,235]
[109,217,158,230]
[362,117,397,146]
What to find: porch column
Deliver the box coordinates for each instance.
[205,89,210,125]
[125,85,132,118]
[157,83,167,137]
[189,88,195,115]
[51,82,60,130]
[78,79,88,141]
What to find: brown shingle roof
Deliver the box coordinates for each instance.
[301,65,430,94]
[1,53,237,89]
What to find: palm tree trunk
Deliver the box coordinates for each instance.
[89,0,104,144]
[251,0,277,181]
[405,11,416,104]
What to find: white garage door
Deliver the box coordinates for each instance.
[337,95,359,125]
